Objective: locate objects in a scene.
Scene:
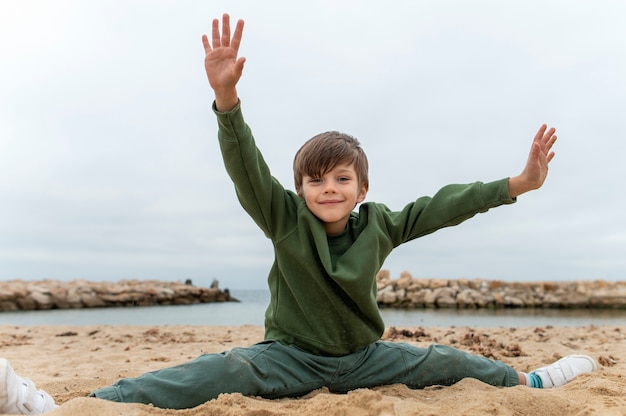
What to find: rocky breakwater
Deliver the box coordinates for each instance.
[376,270,626,309]
[0,279,238,312]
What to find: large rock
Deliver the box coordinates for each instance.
[0,279,238,312]
[374,270,626,310]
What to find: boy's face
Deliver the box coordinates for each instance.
[299,163,368,236]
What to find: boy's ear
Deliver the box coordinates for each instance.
[356,184,368,203]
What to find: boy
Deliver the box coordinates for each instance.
[1,13,598,414]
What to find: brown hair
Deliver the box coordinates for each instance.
[293,131,369,196]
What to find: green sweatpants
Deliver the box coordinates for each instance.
[92,340,519,409]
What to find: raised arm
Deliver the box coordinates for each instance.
[202,14,245,112]
[507,124,557,198]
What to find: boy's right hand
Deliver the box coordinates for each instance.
[202,14,245,112]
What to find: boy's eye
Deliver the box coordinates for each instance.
[338,177,350,182]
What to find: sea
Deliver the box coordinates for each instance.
[1,289,624,328]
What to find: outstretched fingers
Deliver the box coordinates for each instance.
[212,16,222,49]
[545,132,557,152]
[200,19,220,53]
[220,14,231,47]
[202,34,211,53]
[534,123,557,160]
[230,19,245,52]
[535,124,556,145]
[204,14,244,52]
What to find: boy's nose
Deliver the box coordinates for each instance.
[323,182,337,193]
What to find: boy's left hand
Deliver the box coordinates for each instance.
[508,124,557,198]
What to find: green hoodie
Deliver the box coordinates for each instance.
[215,101,515,356]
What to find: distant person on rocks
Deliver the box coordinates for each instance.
[0,13,598,414]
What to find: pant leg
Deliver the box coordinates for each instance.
[91,340,336,409]
[330,342,519,392]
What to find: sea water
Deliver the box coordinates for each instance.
[1,289,624,328]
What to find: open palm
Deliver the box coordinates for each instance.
[202,14,245,110]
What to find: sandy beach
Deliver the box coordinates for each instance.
[1,324,624,415]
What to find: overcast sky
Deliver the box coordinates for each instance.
[1,1,624,290]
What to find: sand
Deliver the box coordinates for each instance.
[1,324,624,415]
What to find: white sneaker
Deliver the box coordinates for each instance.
[532,354,599,388]
[0,358,57,414]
